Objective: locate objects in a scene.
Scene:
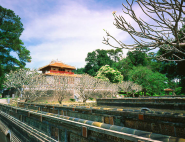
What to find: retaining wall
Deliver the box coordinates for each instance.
[1,104,185,142]
[17,102,185,138]
[97,98,185,110]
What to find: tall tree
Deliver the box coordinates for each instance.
[128,66,168,96]
[103,0,185,61]
[0,6,31,90]
[72,68,85,74]
[113,57,133,81]
[127,50,148,67]
[107,48,123,62]
[155,25,185,94]
[84,49,113,76]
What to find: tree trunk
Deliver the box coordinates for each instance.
[143,89,146,96]
[58,98,63,104]
[83,99,87,103]
[132,93,135,98]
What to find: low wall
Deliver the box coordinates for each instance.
[1,104,184,142]
[17,102,185,138]
[97,98,185,110]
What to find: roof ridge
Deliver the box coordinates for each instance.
[38,60,76,71]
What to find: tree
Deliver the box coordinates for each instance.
[107,48,123,62]
[154,25,185,94]
[95,65,123,83]
[0,6,31,89]
[75,74,99,102]
[84,49,113,76]
[127,50,148,67]
[96,80,112,98]
[128,66,168,96]
[103,0,185,61]
[50,76,73,104]
[3,69,46,102]
[109,83,119,98]
[113,57,133,81]
[72,68,85,74]
[118,81,142,97]
[24,71,47,102]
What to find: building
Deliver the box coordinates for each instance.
[38,60,82,100]
[38,60,81,84]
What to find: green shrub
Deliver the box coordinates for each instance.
[175,87,182,95]
[89,97,93,100]
[70,99,75,102]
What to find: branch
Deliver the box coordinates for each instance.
[103,0,185,61]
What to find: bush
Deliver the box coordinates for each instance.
[89,97,93,100]
[175,87,182,95]
[70,98,75,102]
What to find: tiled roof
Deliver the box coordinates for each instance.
[38,61,76,70]
[45,73,82,77]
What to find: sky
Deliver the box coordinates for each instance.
[1,0,147,69]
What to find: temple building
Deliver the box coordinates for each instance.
[38,60,81,84]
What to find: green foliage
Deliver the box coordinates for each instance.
[70,98,75,102]
[113,58,133,81]
[72,68,85,74]
[127,50,148,66]
[175,87,182,95]
[107,48,123,62]
[129,66,168,96]
[0,6,31,90]
[89,97,94,100]
[154,25,185,94]
[84,49,113,76]
[95,65,123,83]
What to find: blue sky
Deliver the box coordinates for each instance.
[1,0,145,69]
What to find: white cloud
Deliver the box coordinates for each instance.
[1,0,151,69]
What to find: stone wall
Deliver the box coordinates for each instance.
[17,102,185,139]
[97,97,185,110]
[1,103,183,142]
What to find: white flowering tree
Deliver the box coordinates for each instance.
[4,69,46,102]
[118,81,142,97]
[96,80,112,98]
[24,71,47,102]
[109,83,119,98]
[75,74,99,102]
[50,75,73,104]
[95,65,123,83]
[3,69,28,97]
